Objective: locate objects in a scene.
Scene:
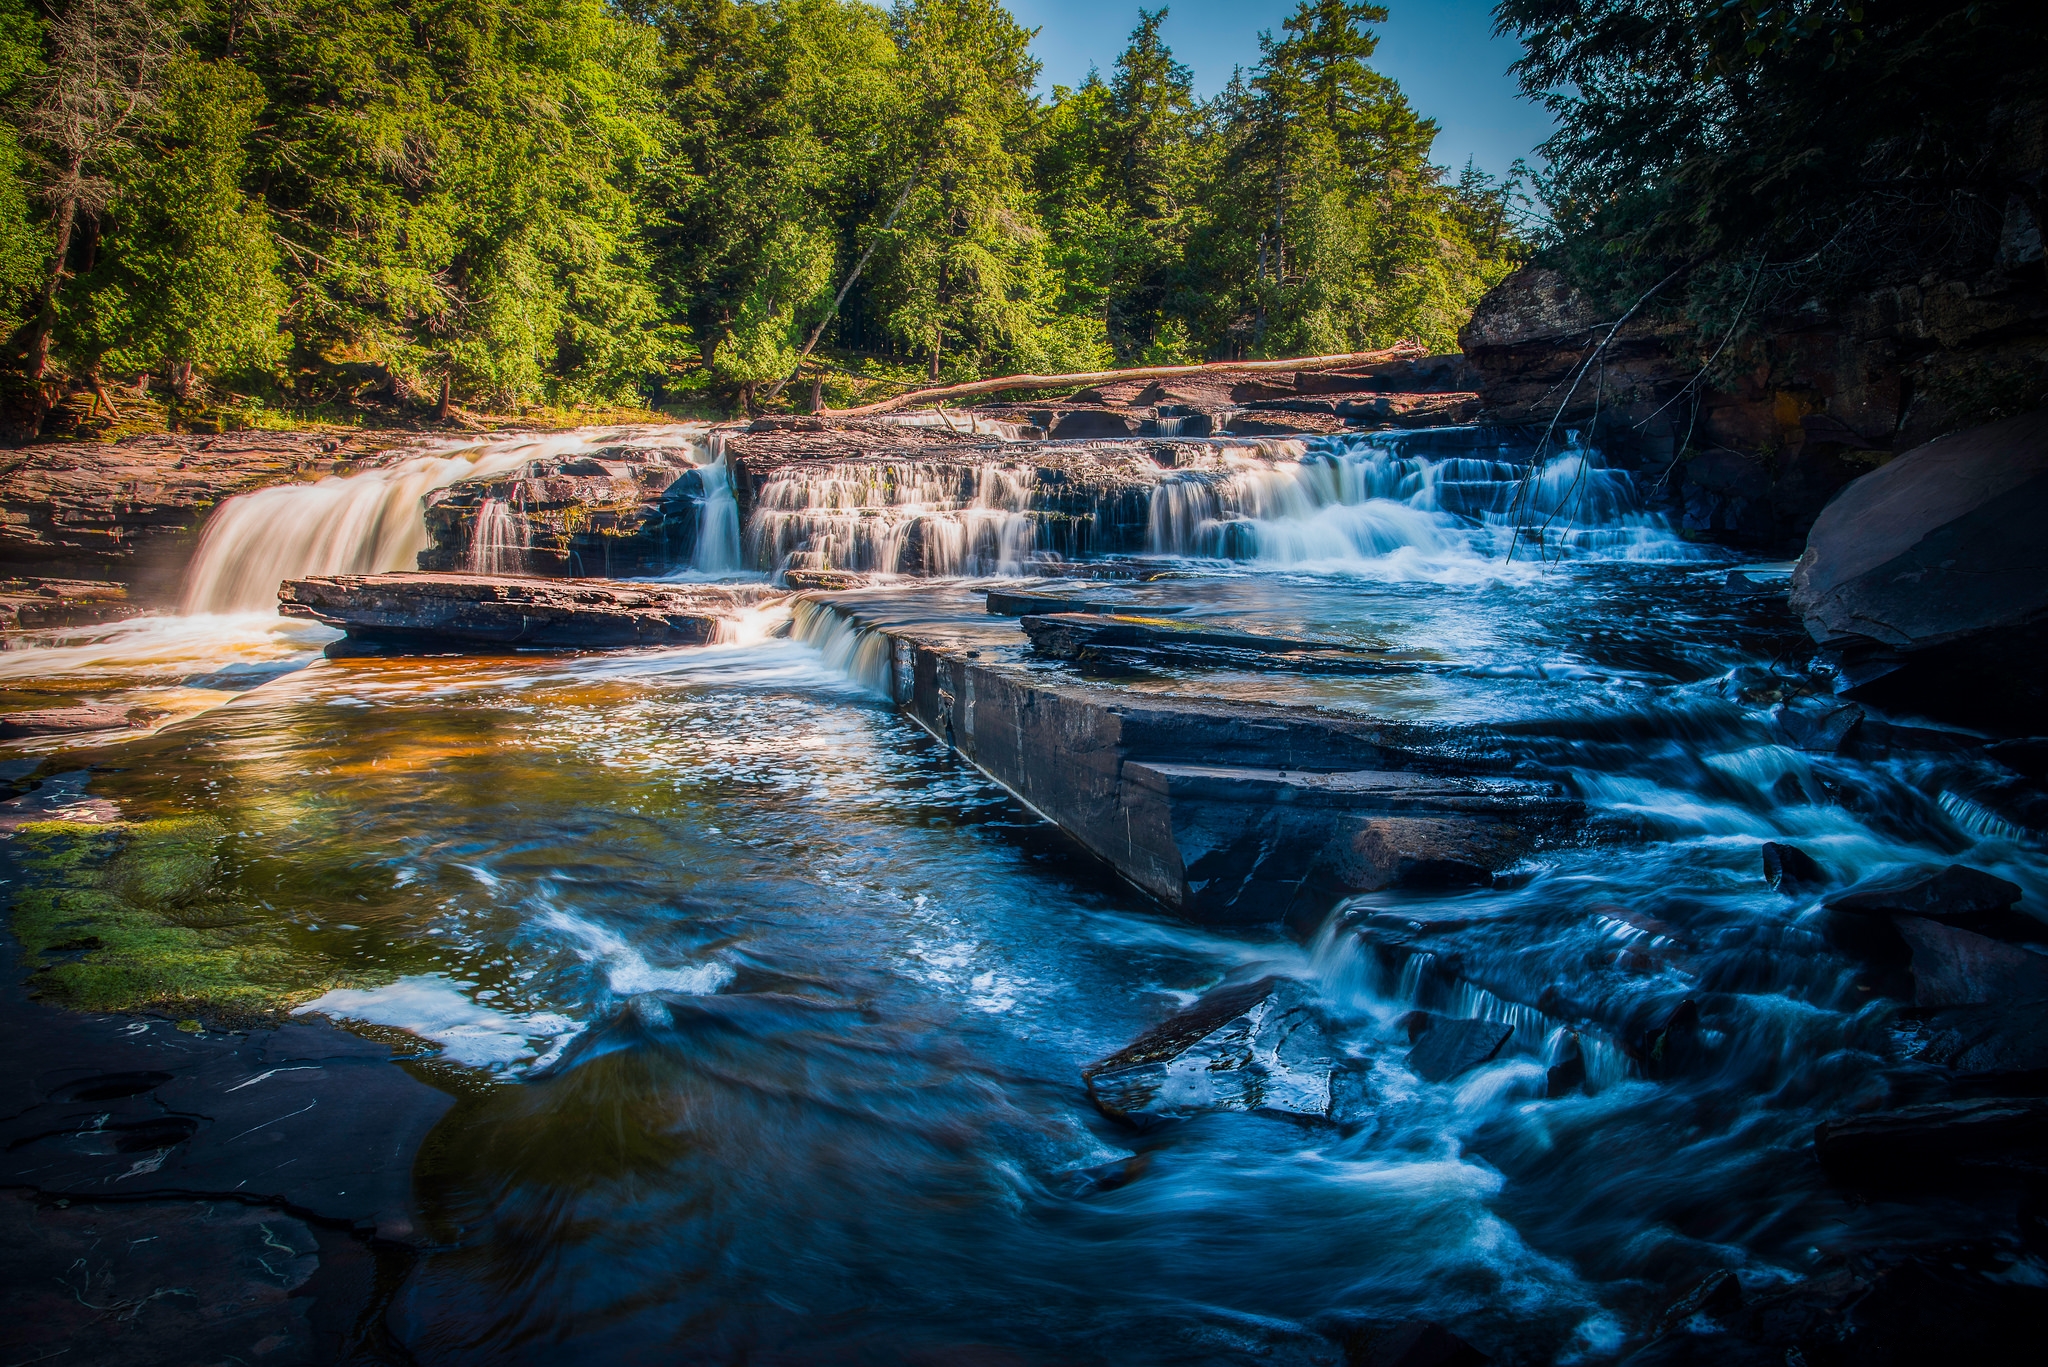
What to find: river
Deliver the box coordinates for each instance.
[2,423,2040,1364]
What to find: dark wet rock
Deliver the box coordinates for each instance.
[1987,737,2048,782]
[1083,977,1357,1125]
[1048,408,1138,439]
[0,1007,450,1242]
[1789,408,2048,734]
[1622,1247,2048,1365]
[1908,1002,2048,1079]
[1771,697,1863,753]
[1632,998,1702,1077]
[1337,1320,1489,1367]
[1020,611,1435,676]
[1057,1152,1152,1198]
[1895,916,2048,1007]
[1815,1098,2048,1185]
[1723,568,1790,598]
[0,1192,388,1367]
[1762,841,1829,896]
[1829,863,2024,920]
[1406,1016,1513,1083]
[985,589,1185,617]
[279,572,776,651]
[1653,1269,1745,1338]
[1546,1032,1587,1097]
[0,704,161,738]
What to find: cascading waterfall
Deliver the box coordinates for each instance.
[689,437,743,575]
[181,426,711,615]
[1145,432,1695,567]
[467,498,532,575]
[747,460,1041,577]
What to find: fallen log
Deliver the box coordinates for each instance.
[819,345,1427,417]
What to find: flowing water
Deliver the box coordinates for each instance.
[182,425,713,613]
[5,425,2044,1364]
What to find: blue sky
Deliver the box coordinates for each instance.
[1004,0,1555,180]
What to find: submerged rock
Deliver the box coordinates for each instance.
[1788,408,2048,733]
[0,704,161,738]
[1082,976,1357,1125]
[1405,1016,1513,1084]
[280,573,777,651]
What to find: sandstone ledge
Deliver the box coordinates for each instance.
[280,573,779,652]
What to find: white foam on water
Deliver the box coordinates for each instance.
[540,909,735,997]
[296,974,581,1069]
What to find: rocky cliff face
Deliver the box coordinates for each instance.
[1458,209,2048,553]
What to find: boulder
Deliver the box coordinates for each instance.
[279,573,777,651]
[1406,1016,1513,1083]
[1762,842,1829,896]
[1827,864,2034,942]
[1788,409,2048,732]
[1082,977,1357,1125]
[1771,698,1863,753]
[1894,916,2048,1007]
[1815,1098,2048,1185]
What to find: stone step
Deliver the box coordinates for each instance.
[279,573,777,653]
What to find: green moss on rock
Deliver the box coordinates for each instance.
[9,817,361,1024]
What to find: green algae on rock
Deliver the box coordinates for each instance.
[8,815,369,1024]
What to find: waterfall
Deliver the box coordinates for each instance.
[690,440,743,574]
[467,498,532,575]
[181,426,710,615]
[1145,433,1695,568]
[746,460,1041,577]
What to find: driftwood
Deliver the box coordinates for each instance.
[819,344,1427,417]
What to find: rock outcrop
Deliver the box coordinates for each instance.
[0,430,402,602]
[1458,239,2048,553]
[1787,408,2048,732]
[811,594,1578,925]
[279,573,777,651]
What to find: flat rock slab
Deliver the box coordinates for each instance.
[280,572,779,651]
[1021,610,1437,675]
[1407,1017,1514,1083]
[1083,976,1359,1125]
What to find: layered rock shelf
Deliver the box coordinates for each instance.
[279,572,778,652]
[798,592,1578,926]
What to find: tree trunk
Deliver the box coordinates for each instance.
[434,372,451,422]
[740,380,758,417]
[26,185,80,432]
[820,345,1424,417]
[807,374,823,414]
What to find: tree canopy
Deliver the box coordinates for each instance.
[0,0,1530,428]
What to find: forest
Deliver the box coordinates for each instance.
[0,0,1530,430]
